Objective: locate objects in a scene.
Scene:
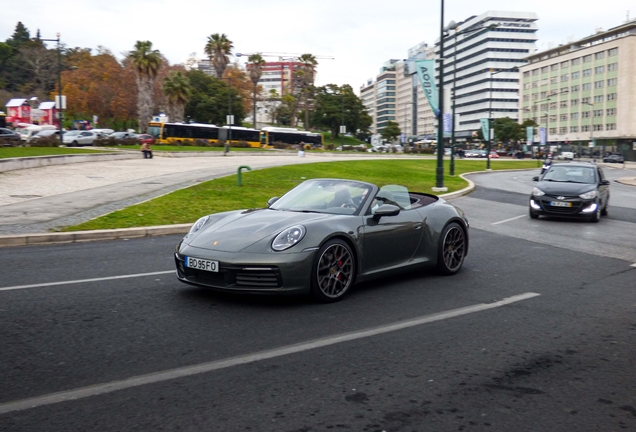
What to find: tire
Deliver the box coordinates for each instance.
[529,209,539,219]
[310,239,355,303]
[436,222,467,275]
[601,198,609,216]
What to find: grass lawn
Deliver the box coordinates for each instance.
[62,159,538,232]
[0,147,107,159]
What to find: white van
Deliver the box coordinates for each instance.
[555,151,574,161]
[17,124,57,142]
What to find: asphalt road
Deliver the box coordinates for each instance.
[1,169,635,431]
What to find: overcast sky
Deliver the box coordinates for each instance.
[2,0,634,92]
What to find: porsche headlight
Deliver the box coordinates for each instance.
[188,215,210,235]
[532,187,545,197]
[272,225,306,251]
[579,190,597,200]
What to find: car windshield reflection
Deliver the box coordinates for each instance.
[269,180,373,215]
[542,166,596,184]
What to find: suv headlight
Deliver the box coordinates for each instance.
[272,225,306,251]
[532,187,545,197]
[579,190,597,200]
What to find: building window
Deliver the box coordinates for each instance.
[593,109,603,117]
[593,124,604,131]
[540,91,547,98]
[532,69,539,76]
[551,64,559,71]
[607,78,617,86]
[606,123,616,130]
[571,58,581,66]
[608,48,618,56]
[582,125,590,132]
[560,114,568,121]
[594,95,604,103]
[571,113,579,120]
[549,102,557,110]
[550,77,558,84]
[582,68,591,76]
[571,71,580,79]
[559,127,567,134]
[561,61,569,69]
[570,126,579,133]
[560,101,568,108]
[582,111,590,118]
[606,108,616,116]
[523,71,530,78]
[541,66,549,73]
[607,62,618,71]
[594,52,605,60]
[571,85,579,92]
[561,74,569,82]
[581,97,591,104]
[582,83,591,90]
[607,93,617,101]
[595,66,604,74]
[583,55,592,63]
[549,128,557,134]
[571,98,579,106]
[594,80,604,89]
[523,95,530,102]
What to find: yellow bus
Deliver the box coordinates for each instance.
[147,122,261,147]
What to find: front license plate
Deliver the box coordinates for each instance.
[185,256,219,272]
[550,201,572,207]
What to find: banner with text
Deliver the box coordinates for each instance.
[526,126,534,144]
[415,60,439,116]
[480,118,490,142]
[539,127,546,145]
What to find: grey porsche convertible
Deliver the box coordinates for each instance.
[175,178,469,302]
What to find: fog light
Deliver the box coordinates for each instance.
[581,203,598,213]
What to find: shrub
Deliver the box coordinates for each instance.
[29,136,61,147]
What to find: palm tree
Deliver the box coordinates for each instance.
[128,41,162,132]
[247,53,266,128]
[204,33,233,79]
[163,71,193,122]
[298,53,318,128]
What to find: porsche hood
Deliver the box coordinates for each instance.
[184,208,332,252]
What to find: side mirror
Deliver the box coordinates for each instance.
[532,176,539,181]
[372,204,400,221]
[600,180,610,186]
[267,197,279,207]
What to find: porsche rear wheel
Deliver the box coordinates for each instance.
[437,222,466,275]
[310,239,355,302]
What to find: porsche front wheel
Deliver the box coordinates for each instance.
[437,222,466,275]
[310,239,355,302]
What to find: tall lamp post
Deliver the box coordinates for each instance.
[434,0,447,192]
[582,102,594,159]
[341,89,345,148]
[41,33,63,144]
[488,67,519,169]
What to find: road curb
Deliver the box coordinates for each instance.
[0,224,191,248]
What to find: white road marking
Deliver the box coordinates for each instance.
[631,263,636,268]
[0,292,540,414]
[491,214,527,225]
[0,271,175,292]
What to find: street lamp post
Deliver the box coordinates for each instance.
[582,102,594,159]
[488,67,520,169]
[434,0,447,191]
[341,90,345,148]
[41,33,63,144]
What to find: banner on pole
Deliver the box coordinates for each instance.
[539,127,546,145]
[526,126,534,144]
[443,114,452,134]
[415,60,439,116]
[480,118,490,142]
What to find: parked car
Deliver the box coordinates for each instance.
[136,134,155,145]
[555,151,574,161]
[62,130,98,146]
[108,131,137,140]
[489,151,499,159]
[0,127,21,144]
[603,154,624,164]
[91,128,115,138]
[175,178,469,302]
[30,129,62,141]
[529,162,610,222]
[465,149,487,158]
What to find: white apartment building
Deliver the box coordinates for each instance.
[519,20,636,159]
[433,10,538,138]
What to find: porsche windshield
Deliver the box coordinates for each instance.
[542,166,596,184]
[269,180,372,215]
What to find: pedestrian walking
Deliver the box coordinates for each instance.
[141,141,153,159]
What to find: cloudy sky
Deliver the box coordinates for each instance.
[2,0,634,92]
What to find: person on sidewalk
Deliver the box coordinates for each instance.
[141,141,153,159]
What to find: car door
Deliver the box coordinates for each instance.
[79,131,93,145]
[596,166,610,207]
[360,208,424,275]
